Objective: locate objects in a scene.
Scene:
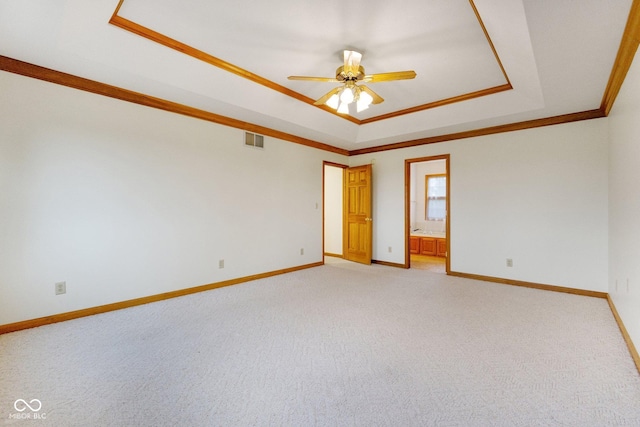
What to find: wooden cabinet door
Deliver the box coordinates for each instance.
[420,238,436,256]
[409,237,420,254]
[343,164,372,264]
[436,238,447,257]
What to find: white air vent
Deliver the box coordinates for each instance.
[244,132,264,149]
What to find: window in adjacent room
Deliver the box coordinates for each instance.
[425,174,446,220]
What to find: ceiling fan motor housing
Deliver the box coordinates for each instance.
[336,65,365,82]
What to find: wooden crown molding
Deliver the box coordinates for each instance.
[1,0,637,157]
[0,55,611,158]
[359,84,512,125]
[109,0,511,124]
[109,0,358,125]
[349,109,605,155]
[356,0,640,155]
[0,55,348,156]
[600,0,640,116]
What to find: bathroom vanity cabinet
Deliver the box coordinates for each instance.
[410,236,447,257]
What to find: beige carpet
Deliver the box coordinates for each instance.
[1,258,640,426]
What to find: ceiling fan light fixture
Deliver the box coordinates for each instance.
[337,101,349,114]
[356,89,373,112]
[288,49,416,115]
[356,100,369,113]
[326,93,340,110]
[339,86,354,104]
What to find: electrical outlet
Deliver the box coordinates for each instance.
[506,258,513,267]
[55,281,66,295]
[388,246,392,253]
[219,259,224,269]
[300,248,304,255]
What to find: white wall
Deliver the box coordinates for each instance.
[0,66,617,327]
[352,118,609,292]
[0,71,347,325]
[323,164,343,255]
[608,50,640,352]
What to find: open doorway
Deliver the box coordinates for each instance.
[323,161,374,265]
[323,162,347,259]
[405,155,450,273]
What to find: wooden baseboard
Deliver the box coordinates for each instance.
[4,261,639,376]
[323,252,343,258]
[372,259,407,269]
[448,271,608,299]
[607,295,640,375]
[0,261,323,335]
[324,255,405,269]
[448,271,640,374]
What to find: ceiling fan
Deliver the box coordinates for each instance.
[288,50,417,114]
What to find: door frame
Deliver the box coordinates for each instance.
[322,161,348,260]
[404,154,451,273]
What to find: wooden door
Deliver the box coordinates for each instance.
[343,164,372,264]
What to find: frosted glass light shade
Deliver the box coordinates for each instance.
[356,90,373,112]
[359,90,373,105]
[326,94,340,110]
[339,87,354,104]
[356,100,369,112]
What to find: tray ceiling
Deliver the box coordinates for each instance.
[0,0,634,151]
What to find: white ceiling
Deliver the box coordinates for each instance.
[0,0,633,151]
